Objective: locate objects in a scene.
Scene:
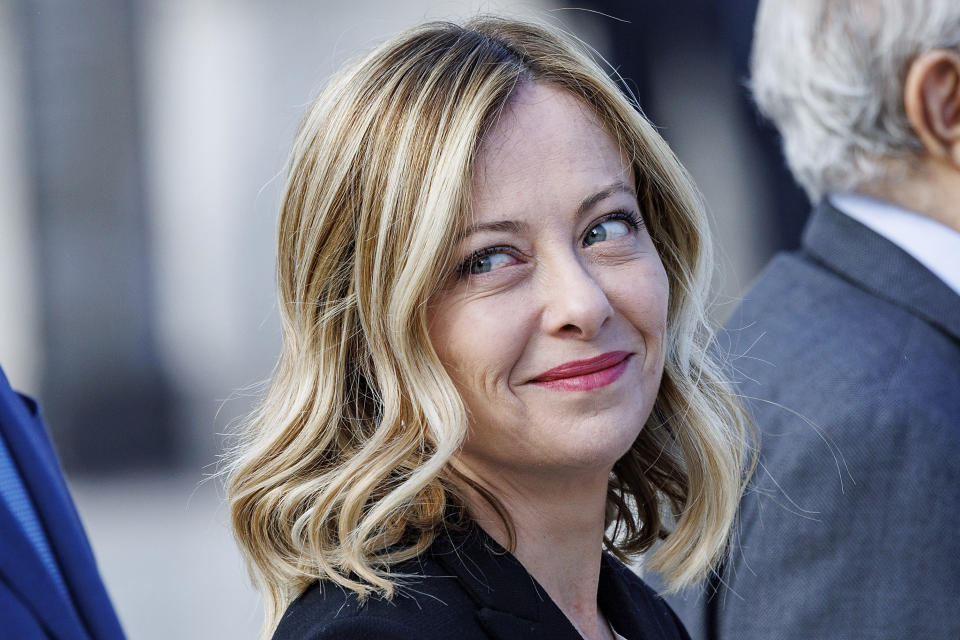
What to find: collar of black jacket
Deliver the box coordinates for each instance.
[804,199,960,343]
[427,523,662,640]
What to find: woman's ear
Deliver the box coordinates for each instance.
[905,49,960,167]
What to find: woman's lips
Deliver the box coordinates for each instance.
[530,351,631,391]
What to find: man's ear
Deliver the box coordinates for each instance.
[905,49,960,166]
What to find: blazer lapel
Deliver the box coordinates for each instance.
[431,525,582,640]
[0,383,90,639]
[803,200,960,343]
[598,555,687,640]
[0,501,90,640]
[0,369,124,639]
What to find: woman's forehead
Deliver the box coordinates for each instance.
[477,82,617,162]
[469,83,634,222]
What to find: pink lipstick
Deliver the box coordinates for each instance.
[530,351,631,391]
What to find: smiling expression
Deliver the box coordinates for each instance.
[427,82,669,481]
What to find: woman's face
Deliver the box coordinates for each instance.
[427,82,669,483]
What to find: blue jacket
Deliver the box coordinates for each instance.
[0,367,125,639]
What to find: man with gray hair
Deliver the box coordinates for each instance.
[666,1,960,638]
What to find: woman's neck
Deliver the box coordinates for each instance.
[457,464,617,640]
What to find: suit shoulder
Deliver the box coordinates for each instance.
[722,251,960,420]
[725,253,918,372]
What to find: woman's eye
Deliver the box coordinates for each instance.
[468,251,516,274]
[584,219,631,246]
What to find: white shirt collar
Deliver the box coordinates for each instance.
[828,191,960,296]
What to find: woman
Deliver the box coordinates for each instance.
[227,16,750,640]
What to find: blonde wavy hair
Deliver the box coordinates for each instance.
[226,15,750,636]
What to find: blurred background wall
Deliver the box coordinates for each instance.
[0,0,805,637]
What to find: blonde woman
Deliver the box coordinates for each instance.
[227,16,750,640]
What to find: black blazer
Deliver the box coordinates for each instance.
[273,524,689,640]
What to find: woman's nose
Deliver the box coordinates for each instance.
[539,257,613,339]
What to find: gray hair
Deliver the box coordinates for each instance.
[751,0,960,201]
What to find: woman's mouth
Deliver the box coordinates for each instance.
[530,351,631,391]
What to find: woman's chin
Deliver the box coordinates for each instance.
[556,438,639,473]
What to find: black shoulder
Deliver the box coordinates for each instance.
[273,581,431,640]
[272,558,482,640]
[273,596,422,640]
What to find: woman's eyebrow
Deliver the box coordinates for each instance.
[576,181,636,217]
[459,182,635,240]
[459,219,527,240]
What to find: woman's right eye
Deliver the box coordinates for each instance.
[461,249,518,276]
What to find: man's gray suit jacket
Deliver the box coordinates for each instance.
[667,200,960,639]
